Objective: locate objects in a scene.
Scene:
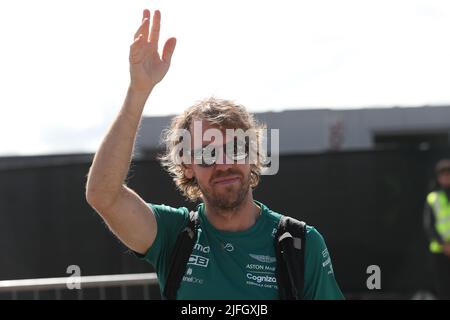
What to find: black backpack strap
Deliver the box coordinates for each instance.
[274,215,306,300]
[163,210,199,300]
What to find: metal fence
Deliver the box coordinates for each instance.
[0,273,159,300]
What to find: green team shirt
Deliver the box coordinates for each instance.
[138,200,344,300]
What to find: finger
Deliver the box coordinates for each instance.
[132,33,144,46]
[130,34,144,55]
[149,10,161,48]
[162,37,177,64]
[130,34,145,63]
[134,12,150,41]
[142,9,150,22]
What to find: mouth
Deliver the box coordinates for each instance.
[213,176,241,186]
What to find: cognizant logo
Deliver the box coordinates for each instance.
[246,273,277,284]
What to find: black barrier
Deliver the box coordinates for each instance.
[1,148,449,299]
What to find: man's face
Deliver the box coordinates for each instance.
[184,120,252,210]
[437,170,450,188]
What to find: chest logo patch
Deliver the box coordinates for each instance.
[188,255,209,267]
[223,243,234,252]
[249,254,276,264]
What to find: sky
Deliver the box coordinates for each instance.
[0,0,449,156]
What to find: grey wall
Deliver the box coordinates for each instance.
[136,106,450,155]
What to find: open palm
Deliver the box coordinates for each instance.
[129,10,176,92]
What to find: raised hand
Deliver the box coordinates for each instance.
[129,9,176,93]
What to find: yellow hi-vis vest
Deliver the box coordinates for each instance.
[427,191,450,253]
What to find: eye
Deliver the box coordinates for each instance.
[231,139,248,161]
[202,145,217,166]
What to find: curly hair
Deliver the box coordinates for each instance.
[158,97,267,202]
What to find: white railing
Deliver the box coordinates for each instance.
[0,272,159,300]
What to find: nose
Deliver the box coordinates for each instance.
[211,147,231,170]
[215,155,234,170]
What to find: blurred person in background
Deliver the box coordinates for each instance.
[424,158,450,299]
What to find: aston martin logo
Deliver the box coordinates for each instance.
[249,254,276,264]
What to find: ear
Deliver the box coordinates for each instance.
[183,164,194,179]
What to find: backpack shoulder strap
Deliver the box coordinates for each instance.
[163,210,199,300]
[274,215,306,300]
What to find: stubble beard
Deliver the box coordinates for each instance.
[200,172,252,211]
